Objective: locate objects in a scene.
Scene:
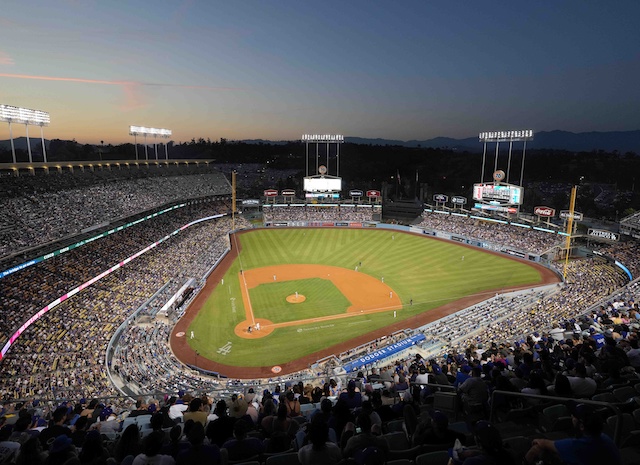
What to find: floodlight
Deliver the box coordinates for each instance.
[0,104,51,163]
[130,125,172,161]
[0,105,50,125]
[479,129,533,142]
[301,134,344,143]
[129,125,171,137]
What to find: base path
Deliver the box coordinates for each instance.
[170,229,560,379]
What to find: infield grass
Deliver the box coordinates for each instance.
[188,228,544,367]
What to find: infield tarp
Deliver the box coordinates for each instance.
[342,333,426,373]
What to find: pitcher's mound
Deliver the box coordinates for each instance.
[286,294,306,304]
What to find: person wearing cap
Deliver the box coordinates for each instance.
[230,396,252,426]
[46,434,78,464]
[431,364,451,388]
[524,403,621,465]
[38,406,72,448]
[453,365,471,388]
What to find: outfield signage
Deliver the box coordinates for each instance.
[242,199,260,206]
[349,190,364,197]
[451,196,467,205]
[281,189,296,196]
[534,206,555,217]
[367,190,381,197]
[433,194,448,203]
[504,249,527,259]
[588,229,620,241]
[559,210,584,221]
[342,334,426,372]
[264,189,278,197]
[474,203,517,214]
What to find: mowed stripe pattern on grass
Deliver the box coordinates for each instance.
[188,228,543,367]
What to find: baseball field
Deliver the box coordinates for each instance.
[171,228,557,378]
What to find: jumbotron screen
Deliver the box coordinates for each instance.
[473,183,523,205]
[304,177,342,192]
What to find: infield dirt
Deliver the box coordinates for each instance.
[170,229,559,379]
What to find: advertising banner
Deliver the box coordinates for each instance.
[534,206,555,217]
[342,334,426,372]
[588,229,620,241]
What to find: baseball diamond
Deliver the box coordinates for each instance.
[171,227,558,378]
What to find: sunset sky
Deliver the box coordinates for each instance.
[1,1,639,145]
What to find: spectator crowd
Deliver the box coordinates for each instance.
[0,165,231,258]
[1,175,640,464]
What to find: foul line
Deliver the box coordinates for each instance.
[239,270,256,326]
[232,233,255,326]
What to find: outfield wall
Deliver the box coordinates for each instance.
[263,220,559,273]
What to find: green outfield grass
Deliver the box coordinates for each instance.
[188,228,544,367]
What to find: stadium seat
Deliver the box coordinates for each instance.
[605,413,635,444]
[592,392,618,404]
[386,460,413,465]
[300,403,316,419]
[134,414,152,425]
[502,436,532,463]
[265,451,301,465]
[432,392,459,420]
[387,445,422,461]
[620,430,640,449]
[384,419,405,434]
[383,431,410,451]
[538,404,571,433]
[415,450,450,465]
[614,386,637,403]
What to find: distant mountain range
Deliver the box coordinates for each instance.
[2,130,640,155]
[245,130,640,153]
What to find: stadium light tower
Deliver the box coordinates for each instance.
[130,126,172,161]
[301,134,344,200]
[479,130,533,186]
[0,105,50,163]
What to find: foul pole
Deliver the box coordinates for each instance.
[232,170,237,230]
[563,185,577,280]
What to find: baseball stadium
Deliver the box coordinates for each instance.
[0,156,639,463]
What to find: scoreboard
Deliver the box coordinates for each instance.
[473,183,523,205]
